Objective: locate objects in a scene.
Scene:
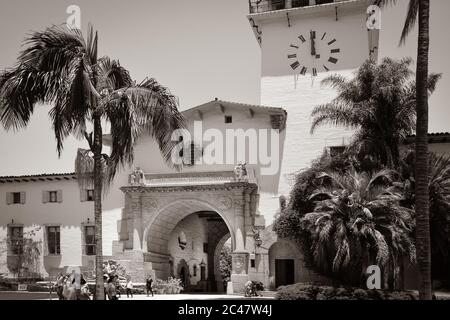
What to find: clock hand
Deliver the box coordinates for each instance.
[310,30,316,57]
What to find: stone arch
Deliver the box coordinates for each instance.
[142,198,235,254]
[176,259,190,290]
[213,233,232,293]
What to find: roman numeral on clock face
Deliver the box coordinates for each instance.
[323,65,330,72]
[290,61,300,70]
[331,49,340,54]
[321,32,327,40]
[300,67,307,75]
[328,57,338,64]
[312,68,317,77]
[290,44,299,49]
[298,35,306,43]
[328,39,336,46]
[288,54,297,59]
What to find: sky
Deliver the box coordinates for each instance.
[0,0,449,176]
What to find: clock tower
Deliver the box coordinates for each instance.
[248,0,379,223]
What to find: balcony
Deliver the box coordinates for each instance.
[249,0,351,14]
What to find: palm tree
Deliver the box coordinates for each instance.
[310,57,440,168]
[301,169,416,289]
[0,25,184,299]
[376,0,433,299]
[399,151,450,286]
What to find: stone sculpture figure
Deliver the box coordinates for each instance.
[131,167,146,185]
[234,162,248,182]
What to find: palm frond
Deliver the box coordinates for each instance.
[97,57,133,92]
[399,0,419,45]
[103,77,185,185]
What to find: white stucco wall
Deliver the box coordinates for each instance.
[255,2,372,224]
[0,179,92,277]
[0,177,124,278]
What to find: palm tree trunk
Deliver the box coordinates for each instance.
[415,0,432,300]
[93,115,105,300]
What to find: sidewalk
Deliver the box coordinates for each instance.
[113,294,274,301]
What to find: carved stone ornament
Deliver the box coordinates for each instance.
[233,255,245,274]
[142,197,158,210]
[233,162,248,182]
[218,195,233,210]
[130,167,146,186]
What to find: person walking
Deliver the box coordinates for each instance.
[146,276,154,297]
[113,275,121,298]
[71,271,82,300]
[103,274,111,300]
[55,273,65,300]
[126,277,134,298]
[108,277,118,300]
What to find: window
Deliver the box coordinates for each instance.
[85,226,96,256]
[47,226,61,255]
[225,115,232,124]
[49,191,57,203]
[7,192,25,205]
[43,190,62,203]
[87,190,94,201]
[80,189,95,202]
[179,142,203,167]
[13,193,21,204]
[250,259,256,268]
[203,243,208,253]
[315,0,334,5]
[292,0,310,8]
[329,146,346,158]
[269,0,285,10]
[9,226,24,255]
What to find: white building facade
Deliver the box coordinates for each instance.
[2,0,449,293]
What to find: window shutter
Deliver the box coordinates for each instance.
[57,190,63,203]
[20,192,26,204]
[43,227,48,256]
[42,191,49,204]
[6,192,12,205]
[80,189,87,202]
[81,225,85,255]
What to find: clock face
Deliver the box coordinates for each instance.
[287,30,341,78]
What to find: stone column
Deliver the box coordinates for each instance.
[233,197,246,251]
[130,192,143,251]
[230,194,250,293]
[230,251,250,294]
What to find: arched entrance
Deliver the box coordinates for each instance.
[177,259,190,290]
[159,210,231,292]
[116,173,260,293]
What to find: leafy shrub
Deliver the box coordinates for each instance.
[276,284,418,300]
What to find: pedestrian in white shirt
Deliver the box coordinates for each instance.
[126,278,133,298]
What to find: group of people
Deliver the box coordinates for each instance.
[54,271,89,300]
[104,275,154,300]
[54,272,155,300]
[244,280,264,297]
